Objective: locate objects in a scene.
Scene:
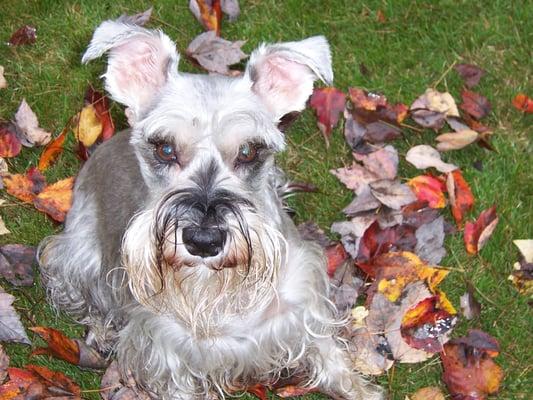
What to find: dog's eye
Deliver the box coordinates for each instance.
[236,142,259,164]
[155,143,178,163]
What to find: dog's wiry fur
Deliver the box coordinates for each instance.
[39,21,383,399]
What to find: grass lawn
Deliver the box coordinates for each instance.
[0,0,531,399]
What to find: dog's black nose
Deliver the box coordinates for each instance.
[182,226,226,258]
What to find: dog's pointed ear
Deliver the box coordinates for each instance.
[82,21,179,122]
[245,36,333,121]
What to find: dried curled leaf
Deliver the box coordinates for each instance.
[0,286,30,344]
[3,167,46,203]
[14,98,51,146]
[33,177,74,222]
[38,123,69,171]
[8,25,37,46]
[446,169,474,227]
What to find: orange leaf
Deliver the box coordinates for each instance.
[245,384,268,400]
[464,205,498,254]
[512,93,533,113]
[30,326,80,365]
[407,175,446,208]
[446,169,474,227]
[3,167,46,203]
[0,368,36,399]
[196,0,222,35]
[441,330,503,399]
[309,87,346,145]
[0,123,22,158]
[33,177,74,222]
[325,242,348,278]
[276,385,319,397]
[460,89,491,120]
[26,364,81,396]
[38,123,69,171]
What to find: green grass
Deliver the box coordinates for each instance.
[0,1,531,399]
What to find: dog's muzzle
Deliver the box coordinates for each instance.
[182,226,227,257]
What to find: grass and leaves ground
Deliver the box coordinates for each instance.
[0,1,531,399]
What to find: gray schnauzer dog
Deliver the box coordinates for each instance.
[39,20,383,400]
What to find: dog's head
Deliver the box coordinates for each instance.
[83,21,332,321]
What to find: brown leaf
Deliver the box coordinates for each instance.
[8,25,37,46]
[441,330,503,399]
[117,7,153,26]
[369,179,416,210]
[410,89,459,129]
[411,386,445,400]
[0,286,30,344]
[276,385,318,397]
[330,162,380,195]
[189,0,222,35]
[296,221,332,248]
[464,205,498,254]
[454,63,486,88]
[512,93,533,113]
[38,123,69,171]
[356,223,416,264]
[26,364,81,396]
[405,145,458,173]
[0,122,22,158]
[460,282,481,320]
[0,345,9,383]
[376,9,387,23]
[325,242,349,278]
[0,244,36,286]
[84,85,115,141]
[415,216,446,265]
[460,89,491,119]
[353,145,399,180]
[30,327,80,365]
[309,87,346,145]
[186,31,247,75]
[446,169,474,227]
[14,99,51,147]
[221,0,240,22]
[101,361,151,400]
[343,185,381,216]
[3,167,46,203]
[435,129,479,151]
[365,121,402,143]
[33,177,74,222]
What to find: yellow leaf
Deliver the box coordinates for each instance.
[75,104,102,147]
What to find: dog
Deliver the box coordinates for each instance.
[38,20,383,400]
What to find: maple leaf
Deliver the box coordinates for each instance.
[446,169,474,227]
[3,167,46,203]
[117,6,153,25]
[0,244,36,286]
[512,93,533,113]
[407,175,447,208]
[38,122,69,171]
[454,63,486,88]
[186,31,247,75]
[309,87,346,146]
[189,0,222,35]
[0,286,30,344]
[406,145,458,173]
[464,205,498,254]
[84,85,115,141]
[460,89,491,119]
[0,66,7,89]
[14,99,51,147]
[0,122,22,158]
[33,176,74,222]
[8,25,37,46]
[441,330,504,400]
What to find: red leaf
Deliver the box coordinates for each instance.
[357,222,416,265]
[460,89,491,120]
[464,205,498,254]
[325,242,349,277]
[33,177,74,222]
[8,25,37,46]
[38,124,69,171]
[512,93,533,113]
[276,385,319,397]
[84,85,115,141]
[245,384,268,400]
[0,123,22,158]
[194,0,222,35]
[26,364,81,396]
[309,87,346,145]
[30,327,80,365]
[3,167,46,203]
[454,63,486,88]
[441,330,504,399]
[407,175,447,209]
[447,170,474,227]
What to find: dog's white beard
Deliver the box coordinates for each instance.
[122,207,287,338]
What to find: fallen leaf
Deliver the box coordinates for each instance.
[14,98,51,146]
[276,385,318,397]
[410,109,446,130]
[356,224,416,264]
[245,384,267,400]
[411,386,445,400]
[0,244,36,286]
[221,0,240,22]
[402,201,441,228]
[0,216,9,236]
[512,93,533,113]
[509,240,533,296]
[309,87,346,146]
[297,221,332,248]
[435,129,479,151]
[189,0,222,35]
[0,345,8,382]
[415,216,446,264]
[376,9,387,23]
[330,162,380,195]
[513,239,533,263]
[38,123,69,171]
[8,25,37,46]
[26,364,81,396]
[331,215,377,258]
[0,286,30,344]
[3,167,46,203]
[325,242,349,277]
[117,6,153,25]
[30,326,107,369]
[343,185,381,216]
[0,66,6,89]
[460,282,481,320]
[365,121,402,143]
[186,31,247,75]
[454,63,486,88]
[407,175,447,208]
[410,89,459,129]
[329,259,364,314]
[353,145,399,180]
[33,177,74,222]
[369,179,416,210]
[0,122,22,158]
[441,330,503,400]
[464,205,498,254]
[460,89,491,119]
[101,361,151,400]
[84,85,115,141]
[446,169,474,227]
[346,325,394,375]
[75,104,103,147]
[405,145,458,173]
